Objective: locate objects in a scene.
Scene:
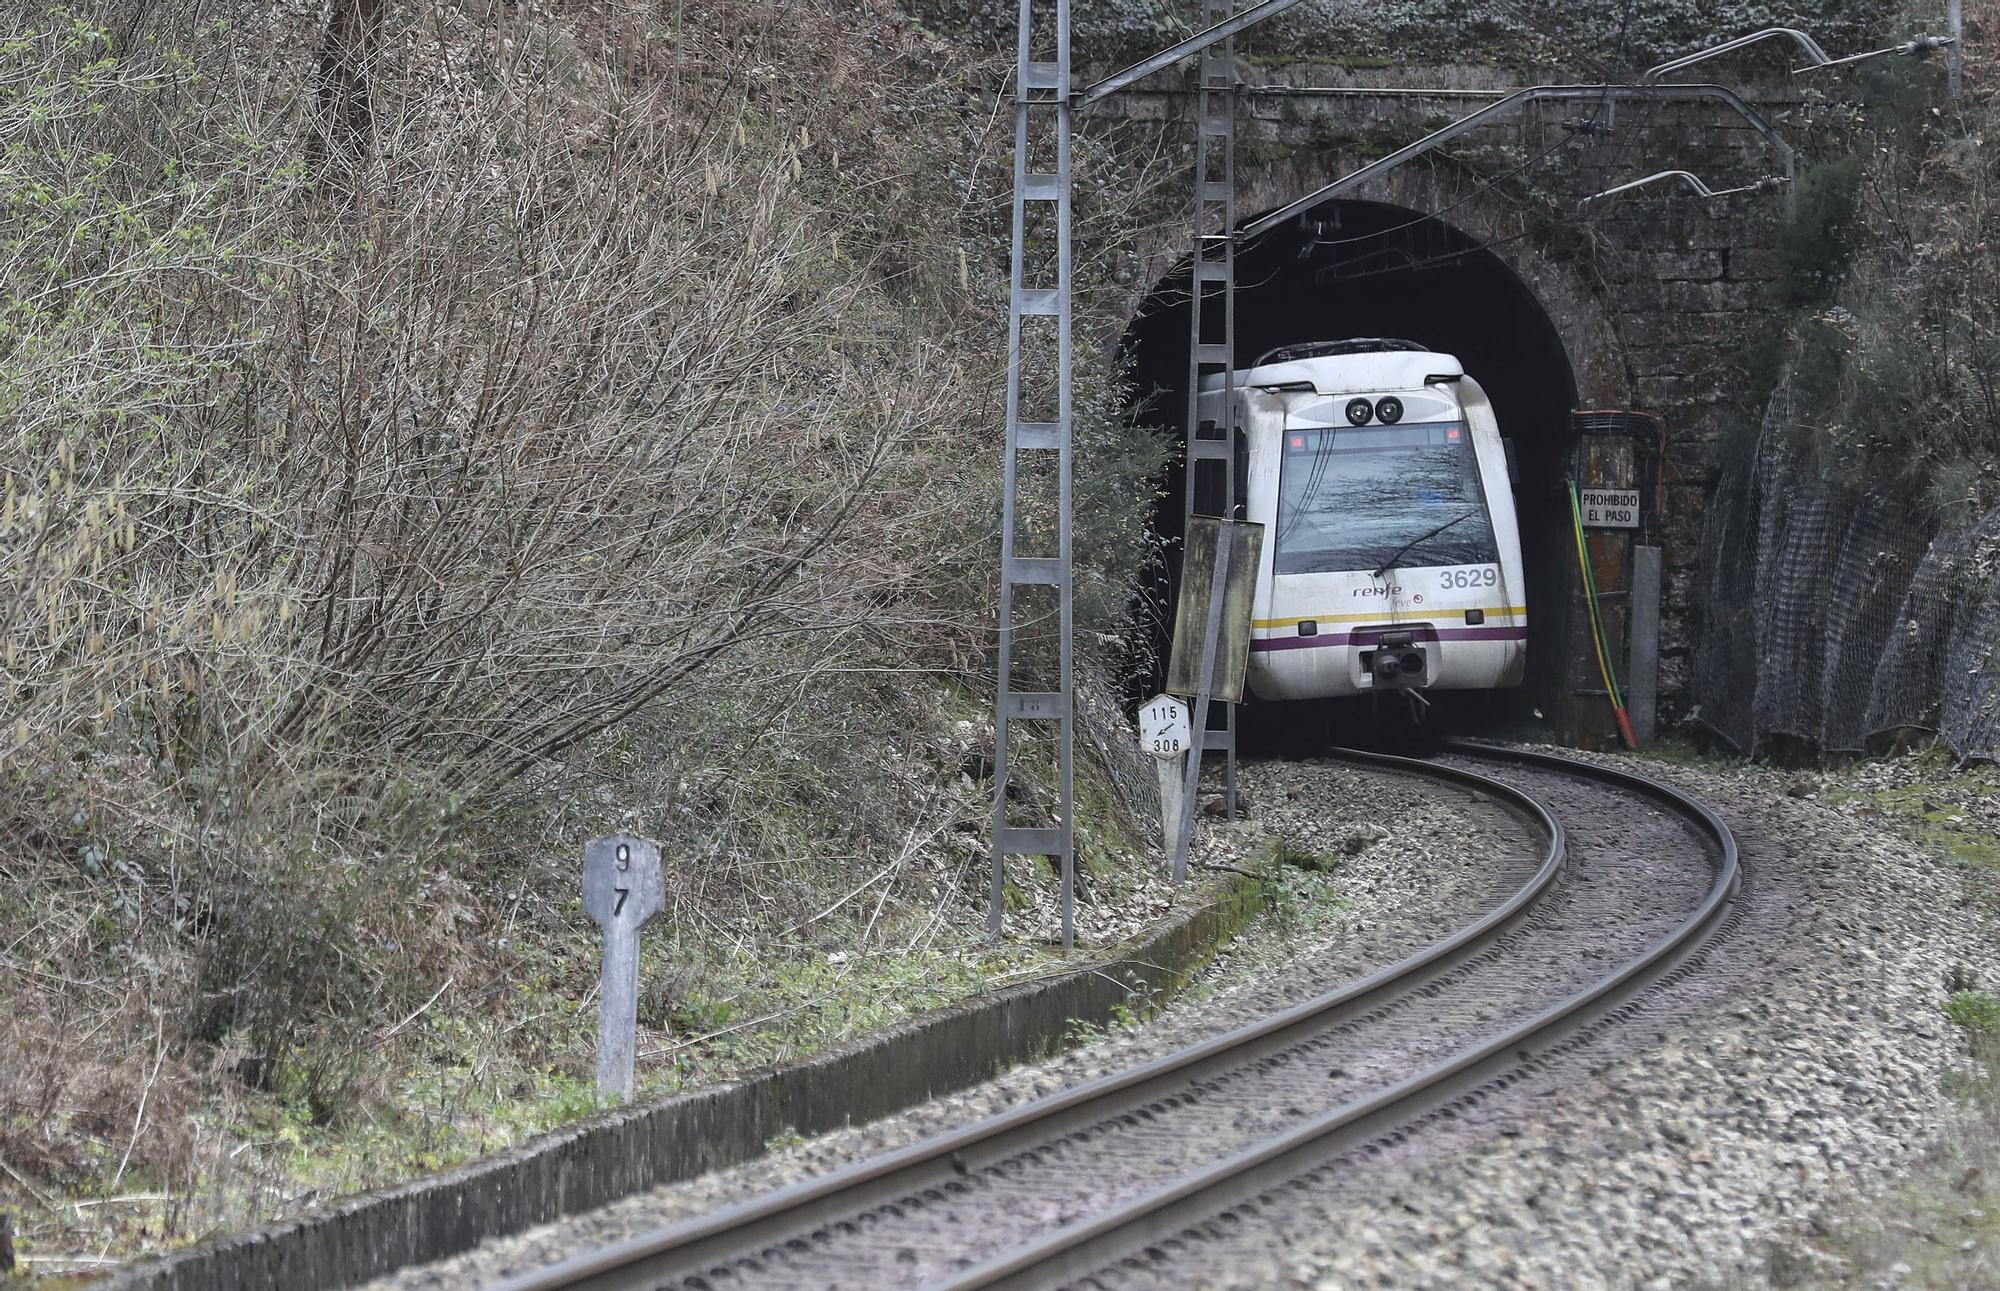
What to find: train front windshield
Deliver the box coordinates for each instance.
[1274,421,1499,575]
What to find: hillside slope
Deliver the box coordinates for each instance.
[1690,3,2000,760]
[0,0,1169,1266]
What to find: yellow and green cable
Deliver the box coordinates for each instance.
[1567,479,1639,748]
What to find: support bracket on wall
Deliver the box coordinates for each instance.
[1241,83,1799,237]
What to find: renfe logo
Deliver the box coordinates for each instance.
[1353,585,1403,598]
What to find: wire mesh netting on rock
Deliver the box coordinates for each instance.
[1692,385,2000,762]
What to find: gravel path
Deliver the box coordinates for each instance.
[639,755,1708,1290]
[1157,748,1988,1290]
[378,756,1536,1289]
[378,749,1994,1290]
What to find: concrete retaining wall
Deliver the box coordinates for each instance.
[101,878,1264,1291]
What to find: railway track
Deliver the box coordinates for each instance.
[489,742,1739,1291]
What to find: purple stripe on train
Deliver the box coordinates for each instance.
[1251,625,1529,653]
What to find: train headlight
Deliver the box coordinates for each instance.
[1344,398,1374,426]
[1375,396,1404,424]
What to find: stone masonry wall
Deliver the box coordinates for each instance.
[1097,63,1801,721]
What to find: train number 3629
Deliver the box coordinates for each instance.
[1438,566,1499,590]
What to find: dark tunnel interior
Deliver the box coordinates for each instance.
[1120,199,1582,738]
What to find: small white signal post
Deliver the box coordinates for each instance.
[1139,694,1192,862]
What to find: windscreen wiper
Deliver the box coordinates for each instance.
[1373,509,1477,578]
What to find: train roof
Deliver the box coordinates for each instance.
[1201,348,1463,395]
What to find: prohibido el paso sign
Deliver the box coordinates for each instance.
[1579,488,1641,529]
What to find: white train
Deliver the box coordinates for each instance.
[1199,340,1527,707]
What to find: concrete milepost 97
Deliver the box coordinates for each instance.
[583,835,665,1103]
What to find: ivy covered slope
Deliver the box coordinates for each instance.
[1752,22,1998,517]
[0,0,1172,1269]
[1688,3,2000,762]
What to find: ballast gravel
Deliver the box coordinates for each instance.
[376,748,1995,1290]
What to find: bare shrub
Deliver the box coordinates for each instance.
[1765,15,2000,517]
[0,960,197,1194]
[0,0,1005,1090]
[0,0,1175,1248]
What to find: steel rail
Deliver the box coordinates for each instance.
[923,741,1740,1290]
[487,748,1564,1291]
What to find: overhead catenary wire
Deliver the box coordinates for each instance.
[1641,25,1957,83]
[1218,61,1646,293]
[1130,84,1596,310]
[1076,0,1648,285]
[1283,121,1591,259]
[1111,0,1812,310]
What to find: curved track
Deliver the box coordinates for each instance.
[489,742,1738,1291]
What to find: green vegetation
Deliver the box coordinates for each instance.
[1820,755,2000,878]
[1069,972,1167,1045]
[1788,1005,2000,1288]
[1776,155,1866,311]
[1945,990,2000,1036]
[1638,740,2000,1284]
[1271,835,1341,874]
[1741,154,1867,405]
[1714,734,2000,1283]
[763,1126,808,1153]
[1257,841,1350,941]
[1753,33,2000,518]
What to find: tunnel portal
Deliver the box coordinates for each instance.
[1122,199,1585,732]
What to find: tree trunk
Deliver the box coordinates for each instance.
[308,0,384,171]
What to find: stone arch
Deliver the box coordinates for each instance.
[1114,156,1629,724]
[1112,154,1628,410]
